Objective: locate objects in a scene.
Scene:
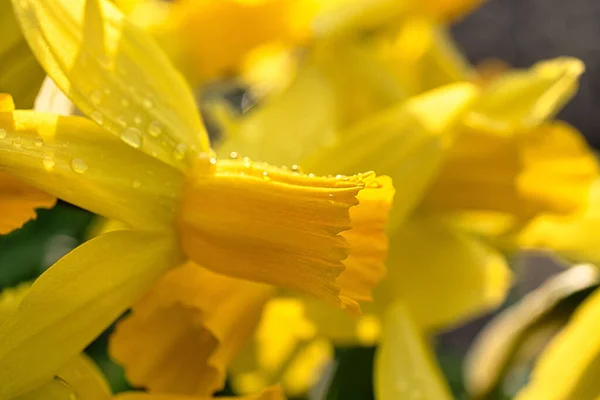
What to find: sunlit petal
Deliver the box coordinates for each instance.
[0,109,183,229]
[0,230,183,398]
[12,0,209,170]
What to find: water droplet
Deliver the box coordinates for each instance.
[229,151,239,159]
[148,121,162,137]
[121,98,130,107]
[71,158,88,174]
[13,137,22,149]
[89,89,102,105]
[90,111,103,125]
[243,157,252,168]
[174,143,187,160]
[291,164,302,173]
[308,173,315,178]
[43,156,55,171]
[335,174,343,179]
[132,179,142,189]
[103,88,111,95]
[34,137,43,148]
[120,127,143,148]
[142,98,153,109]
[133,115,143,125]
[0,128,6,139]
[262,171,271,181]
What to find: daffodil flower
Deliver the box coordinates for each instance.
[0,0,393,397]
[197,51,594,399]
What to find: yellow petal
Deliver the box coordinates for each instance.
[12,0,210,170]
[374,301,453,400]
[0,109,183,229]
[424,121,598,217]
[377,21,472,96]
[110,261,274,396]
[0,171,55,234]
[178,155,389,313]
[217,63,338,167]
[303,82,478,231]
[465,264,600,398]
[338,175,394,302]
[0,282,31,323]
[517,178,600,264]
[0,230,182,398]
[516,286,600,400]
[376,215,512,331]
[55,354,112,400]
[115,386,285,400]
[464,57,585,134]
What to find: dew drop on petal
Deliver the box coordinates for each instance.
[120,127,143,149]
[89,89,102,105]
[71,158,88,174]
[174,143,187,160]
[34,137,44,148]
[43,156,55,171]
[13,137,22,149]
[132,179,142,189]
[229,151,238,159]
[133,115,143,125]
[148,121,162,137]
[0,129,6,139]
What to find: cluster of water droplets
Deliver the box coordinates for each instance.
[85,88,192,164]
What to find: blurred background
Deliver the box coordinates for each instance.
[2,0,600,398]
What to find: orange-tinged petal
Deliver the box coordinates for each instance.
[0,109,183,229]
[338,175,394,302]
[0,230,182,398]
[423,121,598,217]
[13,0,209,170]
[178,155,389,313]
[110,262,274,396]
[0,171,55,234]
[115,386,285,400]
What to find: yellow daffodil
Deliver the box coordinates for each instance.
[197,49,593,399]
[0,0,394,397]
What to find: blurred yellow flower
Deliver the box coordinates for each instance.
[121,0,484,89]
[0,0,394,397]
[203,48,594,398]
